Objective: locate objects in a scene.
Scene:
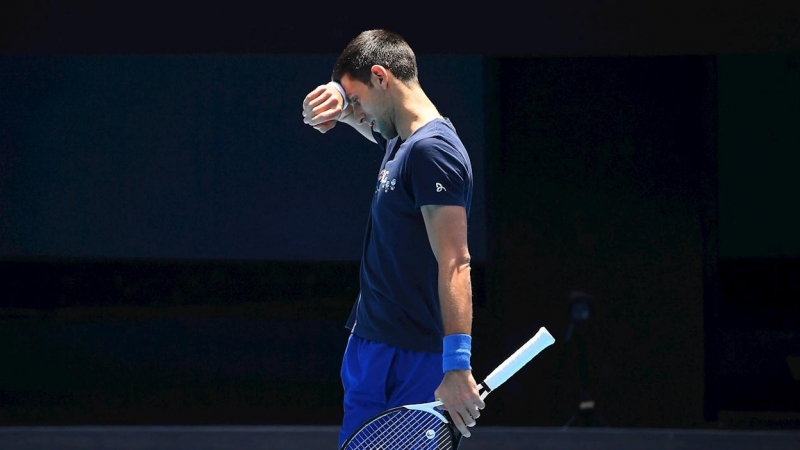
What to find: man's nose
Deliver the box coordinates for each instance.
[353,104,366,123]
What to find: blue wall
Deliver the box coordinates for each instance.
[0,55,487,262]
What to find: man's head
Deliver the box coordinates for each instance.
[332,30,421,140]
[331,29,418,87]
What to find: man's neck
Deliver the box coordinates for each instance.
[394,87,442,140]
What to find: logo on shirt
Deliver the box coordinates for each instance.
[436,183,446,192]
[377,169,397,193]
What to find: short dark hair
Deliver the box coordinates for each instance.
[331,29,418,86]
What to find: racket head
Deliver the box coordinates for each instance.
[340,402,462,450]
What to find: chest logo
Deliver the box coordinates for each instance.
[377,169,397,193]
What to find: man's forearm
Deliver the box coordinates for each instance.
[338,104,377,143]
[439,261,473,336]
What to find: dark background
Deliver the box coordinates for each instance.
[1,0,799,431]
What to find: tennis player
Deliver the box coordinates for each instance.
[301,29,485,447]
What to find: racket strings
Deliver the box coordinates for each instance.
[345,408,453,450]
[349,410,434,449]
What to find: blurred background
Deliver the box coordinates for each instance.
[1,0,799,435]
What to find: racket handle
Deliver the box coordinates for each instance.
[482,327,555,392]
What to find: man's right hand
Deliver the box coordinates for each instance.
[302,82,347,133]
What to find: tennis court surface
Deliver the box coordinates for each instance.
[1,425,799,450]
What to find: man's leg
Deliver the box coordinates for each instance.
[385,345,442,407]
[386,346,445,449]
[338,334,393,448]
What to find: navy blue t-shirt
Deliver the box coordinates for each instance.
[345,117,473,353]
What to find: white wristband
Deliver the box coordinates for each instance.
[329,81,349,110]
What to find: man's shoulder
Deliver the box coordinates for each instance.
[409,119,463,148]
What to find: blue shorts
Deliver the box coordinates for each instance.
[338,333,443,448]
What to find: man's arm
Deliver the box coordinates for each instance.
[421,204,473,336]
[302,82,376,143]
[338,102,377,143]
[421,204,485,438]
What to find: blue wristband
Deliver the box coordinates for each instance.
[442,333,472,372]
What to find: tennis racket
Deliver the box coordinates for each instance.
[340,326,556,450]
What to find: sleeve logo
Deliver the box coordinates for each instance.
[435,183,446,192]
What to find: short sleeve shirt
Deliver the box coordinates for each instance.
[346,118,473,353]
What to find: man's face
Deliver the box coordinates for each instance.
[340,73,397,140]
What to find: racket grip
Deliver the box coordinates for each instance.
[482,327,555,391]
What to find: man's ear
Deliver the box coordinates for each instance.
[370,65,389,89]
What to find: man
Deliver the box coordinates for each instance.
[301,29,484,447]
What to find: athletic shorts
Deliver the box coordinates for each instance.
[338,333,443,448]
